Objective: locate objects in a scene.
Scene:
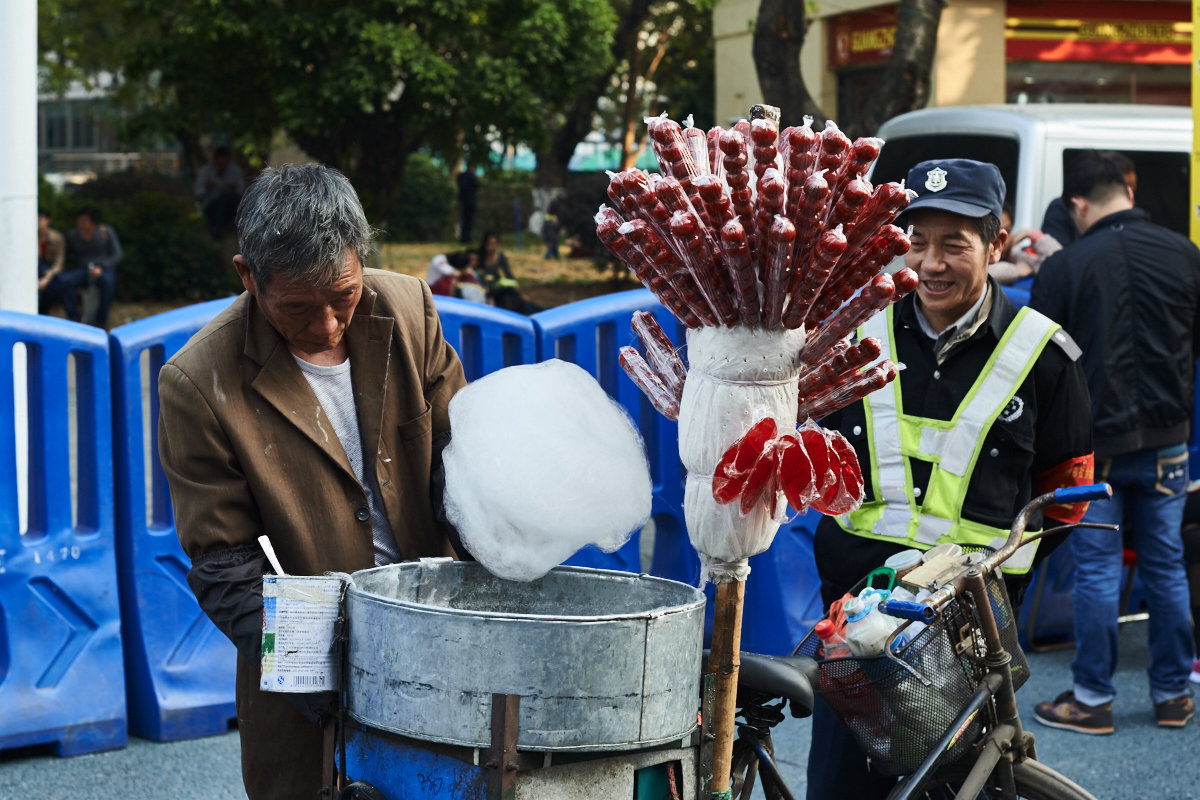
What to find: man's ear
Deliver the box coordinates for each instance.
[988,228,1009,265]
[233,255,258,297]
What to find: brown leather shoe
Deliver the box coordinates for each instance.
[1033,690,1114,735]
[1154,694,1194,728]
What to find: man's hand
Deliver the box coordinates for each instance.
[286,691,336,727]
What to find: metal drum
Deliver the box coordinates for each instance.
[344,561,705,752]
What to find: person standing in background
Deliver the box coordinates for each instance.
[457,166,479,244]
[195,145,245,242]
[541,213,561,260]
[1041,151,1136,248]
[1031,149,1197,734]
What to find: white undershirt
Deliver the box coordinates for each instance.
[293,355,400,566]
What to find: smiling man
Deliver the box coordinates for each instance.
[157,164,466,800]
[805,159,1095,798]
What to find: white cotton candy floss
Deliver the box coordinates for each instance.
[442,359,653,582]
[678,324,807,582]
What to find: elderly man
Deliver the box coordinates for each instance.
[158,163,466,799]
[806,159,1095,798]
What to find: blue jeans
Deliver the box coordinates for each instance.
[1070,444,1194,705]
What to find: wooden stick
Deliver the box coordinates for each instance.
[708,578,746,798]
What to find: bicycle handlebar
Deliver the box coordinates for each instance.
[881,599,936,622]
[879,482,1113,621]
[1052,483,1113,505]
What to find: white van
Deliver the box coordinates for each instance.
[869,104,1192,237]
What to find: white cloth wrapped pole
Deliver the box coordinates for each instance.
[678,325,806,582]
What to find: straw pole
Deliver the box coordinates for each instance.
[708,577,746,797]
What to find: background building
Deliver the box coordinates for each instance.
[714,0,1190,125]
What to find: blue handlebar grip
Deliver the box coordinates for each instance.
[881,600,935,622]
[1053,483,1112,504]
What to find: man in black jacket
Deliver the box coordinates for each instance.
[1031,150,1199,734]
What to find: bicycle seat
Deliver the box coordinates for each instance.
[704,650,818,719]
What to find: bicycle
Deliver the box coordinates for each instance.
[727,482,1115,800]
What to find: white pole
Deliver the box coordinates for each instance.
[0,0,38,312]
[0,0,38,535]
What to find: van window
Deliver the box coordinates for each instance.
[1062,148,1189,236]
[871,134,1020,211]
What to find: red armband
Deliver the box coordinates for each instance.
[1034,453,1095,524]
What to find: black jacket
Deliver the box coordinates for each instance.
[1031,207,1200,457]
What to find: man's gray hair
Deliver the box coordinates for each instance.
[235,163,375,290]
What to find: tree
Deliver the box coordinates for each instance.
[39,0,617,223]
[530,0,715,220]
[607,0,715,170]
[752,0,946,137]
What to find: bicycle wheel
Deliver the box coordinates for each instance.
[911,759,1097,800]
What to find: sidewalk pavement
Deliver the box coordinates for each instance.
[0,621,1194,799]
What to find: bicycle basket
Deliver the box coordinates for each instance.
[797,609,982,776]
[953,571,1029,693]
[798,564,1030,776]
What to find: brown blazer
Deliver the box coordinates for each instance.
[158,269,465,799]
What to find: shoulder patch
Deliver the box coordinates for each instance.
[1048,327,1082,361]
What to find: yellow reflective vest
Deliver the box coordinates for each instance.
[836,304,1063,574]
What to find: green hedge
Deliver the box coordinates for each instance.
[39,171,239,302]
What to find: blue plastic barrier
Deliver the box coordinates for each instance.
[740,510,825,656]
[433,296,537,382]
[109,297,237,741]
[532,290,690,576]
[0,312,126,756]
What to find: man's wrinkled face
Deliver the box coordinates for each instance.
[236,249,363,362]
[904,209,1004,334]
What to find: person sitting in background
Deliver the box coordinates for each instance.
[989,203,1061,285]
[426,250,486,303]
[426,253,457,296]
[52,206,122,328]
[195,145,245,242]
[477,230,540,314]
[36,207,65,315]
[447,250,486,303]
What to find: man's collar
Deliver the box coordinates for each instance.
[913,281,990,340]
[1080,206,1148,237]
[899,277,1010,359]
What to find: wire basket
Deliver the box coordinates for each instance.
[797,572,1027,776]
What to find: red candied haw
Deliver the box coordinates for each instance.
[827,431,865,511]
[712,418,777,504]
[798,426,836,498]
[778,433,815,511]
[740,442,783,516]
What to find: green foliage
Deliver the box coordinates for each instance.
[41,0,618,220]
[474,170,536,244]
[386,154,456,243]
[549,172,612,258]
[42,173,238,302]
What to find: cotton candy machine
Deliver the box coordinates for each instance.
[344,560,705,752]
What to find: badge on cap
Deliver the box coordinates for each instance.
[924,167,948,193]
